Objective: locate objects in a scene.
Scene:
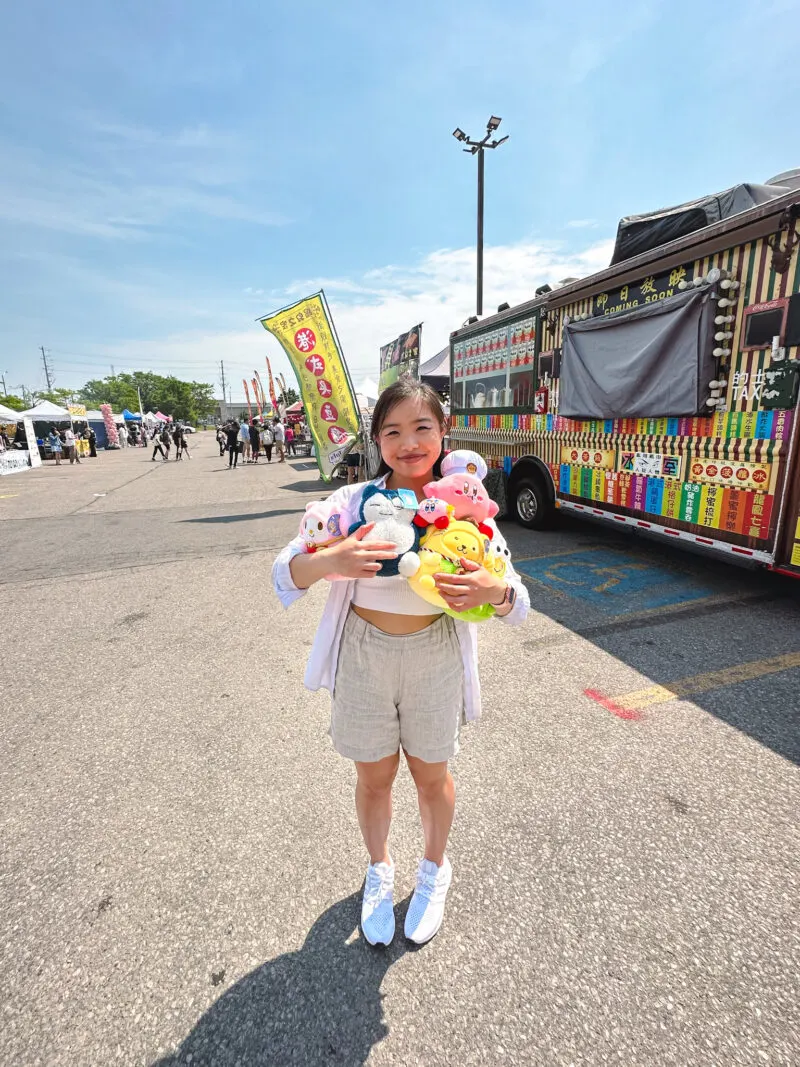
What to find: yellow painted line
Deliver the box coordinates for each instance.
[0,493,19,499]
[606,651,800,713]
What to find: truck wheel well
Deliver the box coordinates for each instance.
[507,456,556,505]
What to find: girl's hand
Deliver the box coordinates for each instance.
[329,523,398,578]
[433,557,506,612]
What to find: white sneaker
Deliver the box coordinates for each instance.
[404,855,452,944]
[361,859,395,946]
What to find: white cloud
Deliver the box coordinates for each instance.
[65,235,613,392]
[0,117,289,239]
[566,219,597,229]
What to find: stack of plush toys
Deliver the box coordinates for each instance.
[298,450,510,622]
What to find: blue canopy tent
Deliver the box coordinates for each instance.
[122,409,142,421]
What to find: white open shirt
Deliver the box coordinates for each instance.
[271,476,530,722]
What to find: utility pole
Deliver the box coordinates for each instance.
[452,117,509,316]
[219,360,228,403]
[40,346,54,390]
[1,371,7,397]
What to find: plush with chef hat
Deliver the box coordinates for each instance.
[422,449,498,535]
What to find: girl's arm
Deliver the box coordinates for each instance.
[272,480,395,609]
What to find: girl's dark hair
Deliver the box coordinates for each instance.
[370,376,447,478]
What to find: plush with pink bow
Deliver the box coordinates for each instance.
[422,449,498,538]
[298,500,348,580]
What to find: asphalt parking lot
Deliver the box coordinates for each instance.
[1,434,798,1066]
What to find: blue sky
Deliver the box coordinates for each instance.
[2,0,799,400]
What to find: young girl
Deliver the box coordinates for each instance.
[272,378,529,946]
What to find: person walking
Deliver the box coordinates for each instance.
[260,422,274,463]
[63,426,81,464]
[249,419,261,463]
[285,423,295,456]
[160,426,171,462]
[273,418,286,462]
[180,427,191,460]
[239,419,251,463]
[272,378,529,947]
[47,426,63,466]
[226,420,241,468]
[216,426,226,457]
[152,430,167,461]
[87,427,97,458]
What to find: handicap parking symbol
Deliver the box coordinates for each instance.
[514,549,715,616]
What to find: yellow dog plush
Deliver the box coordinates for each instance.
[398,504,501,623]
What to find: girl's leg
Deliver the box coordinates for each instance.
[405,754,455,867]
[354,752,400,865]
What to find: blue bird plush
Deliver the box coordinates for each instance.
[347,485,422,576]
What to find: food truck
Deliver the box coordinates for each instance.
[448,175,800,575]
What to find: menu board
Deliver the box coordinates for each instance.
[452,316,536,410]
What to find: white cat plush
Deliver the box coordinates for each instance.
[347,485,422,576]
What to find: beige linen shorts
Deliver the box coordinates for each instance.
[331,610,464,764]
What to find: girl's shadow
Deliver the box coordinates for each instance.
[153,892,412,1066]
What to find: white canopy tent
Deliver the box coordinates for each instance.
[0,402,22,420]
[18,400,72,420]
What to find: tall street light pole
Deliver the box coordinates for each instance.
[453,116,509,317]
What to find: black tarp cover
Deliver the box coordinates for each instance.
[559,287,716,420]
[610,181,798,265]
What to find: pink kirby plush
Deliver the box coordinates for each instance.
[299,500,348,579]
[423,449,498,537]
[414,496,452,530]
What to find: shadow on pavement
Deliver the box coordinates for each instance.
[279,478,344,495]
[152,892,411,1067]
[180,508,305,525]
[503,514,800,765]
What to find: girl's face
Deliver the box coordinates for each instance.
[375,396,445,480]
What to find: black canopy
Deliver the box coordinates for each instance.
[610,177,800,265]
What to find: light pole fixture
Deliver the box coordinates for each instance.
[452,116,509,316]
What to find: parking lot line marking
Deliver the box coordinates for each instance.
[585,650,800,717]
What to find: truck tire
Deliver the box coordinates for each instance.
[513,476,549,530]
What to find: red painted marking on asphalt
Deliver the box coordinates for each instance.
[584,688,644,721]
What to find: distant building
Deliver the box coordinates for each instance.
[213,398,275,423]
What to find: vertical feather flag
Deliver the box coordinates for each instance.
[243,380,253,421]
[254,370,268,415]
[251,378,262,419]
[265,357,279,411]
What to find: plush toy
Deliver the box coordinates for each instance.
[399,508,496,623]
[486,539,510,580]
[298,500,348,580]
[422,449,498,537]
[347,484,421,576]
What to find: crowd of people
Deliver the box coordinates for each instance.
[45,424,97,465]
[150,423,191,462]
[216,417,307,468]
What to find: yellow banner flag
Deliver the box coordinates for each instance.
[259,292,360,482]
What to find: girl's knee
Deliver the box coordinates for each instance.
[406,754,450,795]
[355,752,400,795]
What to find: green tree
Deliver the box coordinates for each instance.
[279,386,299,406]
[77,371,215,424]
[36,387,77,406]
[1,394,26,411]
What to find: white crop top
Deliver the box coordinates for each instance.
[351,574,444,616]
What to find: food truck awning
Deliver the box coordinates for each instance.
[610,178,800,265]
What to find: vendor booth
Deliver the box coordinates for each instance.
[18,400,73,462]
[0,412,42,476]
